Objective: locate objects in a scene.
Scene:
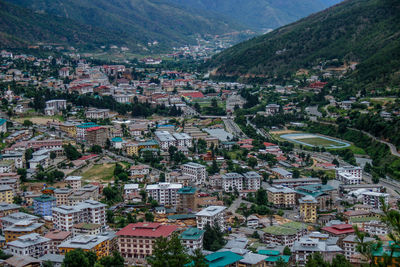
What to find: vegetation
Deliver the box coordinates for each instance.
[203,223,226,251]
[62,249,124,267]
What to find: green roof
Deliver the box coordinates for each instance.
[350,216,381,223]
[372,243,400,258]
[296,184,335,198]
[77,122,99,128]
[265,255,290,263]
[34,194,56,202]
[205,251,243,267]
[178,186,196,194]
[167,214,196,220]
[111,137,123,142]
[74,223,101,230]
[258,250,280,256]
[262,222,306,236]
[0,119,6,126]
[180,228,205,240]
[139,140,158,146]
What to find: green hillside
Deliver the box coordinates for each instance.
[168,0,342,30]
[208,0,400,90]
[6,0,240,50]
[0,1,129,49]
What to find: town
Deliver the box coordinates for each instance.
[0,48,399,267]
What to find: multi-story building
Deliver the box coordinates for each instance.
[272,178,321,188]
[363,220,388,236]
[54,188,73,206]
[292,234,343,266]
[336,166,362,180]
[242,171,261,190]
[145,183,182,206]
[125,142,139,156]
[124,184,140,202]
[177,186,197,213]
[265,104,280,115]
[299,195,318,223]
[1,152,25,169]
[7,233,50,258]
[0,173,20,194]
[271,168,293,179]
[262,222,307,247]
[58,234,110,258]
[321,224,355,247]
[76,122,99,141]
[52,200,106,231]
[172,133,193,147]
[44,230,72,254]
[221,173,243,192]
[4,220,44,243]
[65,176,82,192]
[0,185,13,204]
[86,126,108,147]
[195,206,227,231]
[72,223,102,236]
[45,100,66,115]
[85,108,110,120]
[154,131,176,150]
[362,191,389,209]
[266,185,296,207]
[0,203,20,218]
[343,234,374,261]
[180,228,205,251]
[29,155,49,169]
[68,184,100,205]
[116,222,178,265]
[33,195,56,217]
[130,165,150,178]
[182,162,206,185]
[0,212,39,230]
[60,123,77,137]
[0,160,14,173]
[337,172,361,185]
[296,184,337,211]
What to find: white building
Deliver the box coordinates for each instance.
[0,161,14,173]
[65,176,82,192]
[180,228,205,251]
[52,200,106,231]
[336,166,362,185]
[1,152,24,169]
[7,233,50,258]
[130,165,150,177]
[29,155,49,169]
[155,131,176,150]
[85,108,110,120]
[265,104,280,116]
[363,221,388,236]
[182,162,207,185]
[221,173,243,192]
[343,235,374,260]
[123,184,139,202]
[172,133,193,148]
[195,206,227,231]
[145,183,182,206]
[242,171,261,190]
[362,191,389,209]
[45,100,67,116]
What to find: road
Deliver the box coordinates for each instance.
[223,118,247,138]
[246,117,272,139]
[105,150,135,164]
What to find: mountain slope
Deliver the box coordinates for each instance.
[5,0,240,49]
[0,1,129,48]
[208,0,400,89]
[167,0,342,30]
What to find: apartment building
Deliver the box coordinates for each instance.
[58,234,110,258]
[7,233,50,258]
[124,184,140,202]
[130,165,150,178]
[0,185,13,204]
[266,185,296,207]
[0,203,20,218]
[45,100,66,116]
[172,133,193,147]
[343,234,374,261]
[222,173,243,192]
[52,200,106,231]
[44,230,72,254]
[85,108,110,119]
[76,122,99,141]
[180,228,205,251]
[182,162,206,185]
[64,176,82,192]
[155,131,176,150]
[1,152,24,169]
[68,185,100,205]
[262,222,307,247]
[272,178,321,189]
[54,188,73,206]
[177,186,197,213]
[196,206,227,231]
[72,223,102,236]
[145,183,182,206]
[362,191,389,209]
[271,168,293,179]
[86,126,108,147]
[299,195,318,223]
[335,166,362,180]
[33,195,56,217]
[4,220,44,243]
[116,222,178,265]
[242,171,261,190]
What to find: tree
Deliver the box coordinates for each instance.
[255,188,268,205]
[23,120,33,127]
[106,210,114,224]
[332,158,339,167]
[145,212,154,222]
[50,151,57,160]
[147,233,190,267]
[42,261,54,267]
[293,169,300,178]
[208,160,220,175]
[203,224,225,251]
[283,246,291,255]
[62,249,91,267]
[247,157,258,169]
[190,249,207,267]
[63,144,81,160]
[91,145,102,154]
[96,251,124,267]
[159,172,165,182]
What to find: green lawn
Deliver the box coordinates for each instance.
[296,137,342,147]
[330,144,366,155]
[81,163,115,182]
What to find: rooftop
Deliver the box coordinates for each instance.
[180,228,205,240]
[116,222,178,237]
[196,206,226,217]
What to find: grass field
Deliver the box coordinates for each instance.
[81,163,115,182]
[14,116,64,125]
[296,137,342,147]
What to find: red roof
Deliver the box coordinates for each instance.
[78,154,98,161]
[181,92,204,98]
[116,223,178,237]
[263,142,278,147]
[322,224,354,235]
[86,126,104,132]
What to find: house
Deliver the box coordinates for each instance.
[7,233,50,258]
[44,230,72,254]
[4,255,41,267]
[123,184,140,202]
[180,227,205,251]
[246,215,260,229]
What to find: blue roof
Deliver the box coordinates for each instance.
[205,251,243,267]
[265,255,290,263]
[0,119,6,126]
[111,137,123,142]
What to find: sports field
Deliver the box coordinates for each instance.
[281,133,351,149]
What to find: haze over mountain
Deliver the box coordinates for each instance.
[2,0,240,50]
[208,0,400,90]
[167,0,343,30]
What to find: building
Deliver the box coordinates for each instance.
[68,185,100,205]
[116,222,178,265]
[343,234,374,261]
[204,251,243,267]
[196,206,227,231]
[4,220,44,243]
[222,173,243,192]
[125,142,139,156]
[0,212,39,230]
[86,126,108,147]
[272,178,321,188]
[76,122,99,141]
[182,162,206,185]
[180,228,205,251]
[154,131,176,150]
[336,166,362,185]
[296,184,337,211]
[172,133,193,148]
[262,222,307,247]
[54,188,73,206]
[72,223,102,236]
[52,200,106,231]
[44,230,72,254]
[28,155,49,170]
[130,165,150,178]
[266,185,296,207]
[124,184,140,202]
[145,183,182,206]
[0,118,7,133]
[291,233,343,266]
[0,185,13,204]
[321,224,355,247]
[299,195,318,223]
[242,171,261,190]
[271,168,293,179]
[4,255,41,267]
[58,234,110,258]
[65,176,82,191]
[363,220,388,236]
[0,203,20,218]
[33,195,56,217]
[7,233,50,258]
[265,104,281,115]
[45,100,66,116]
[177,186,197,213]
[85,108,110,120]
[1,152,25,169]
[362,192,389,209]
[0,160,14,173]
